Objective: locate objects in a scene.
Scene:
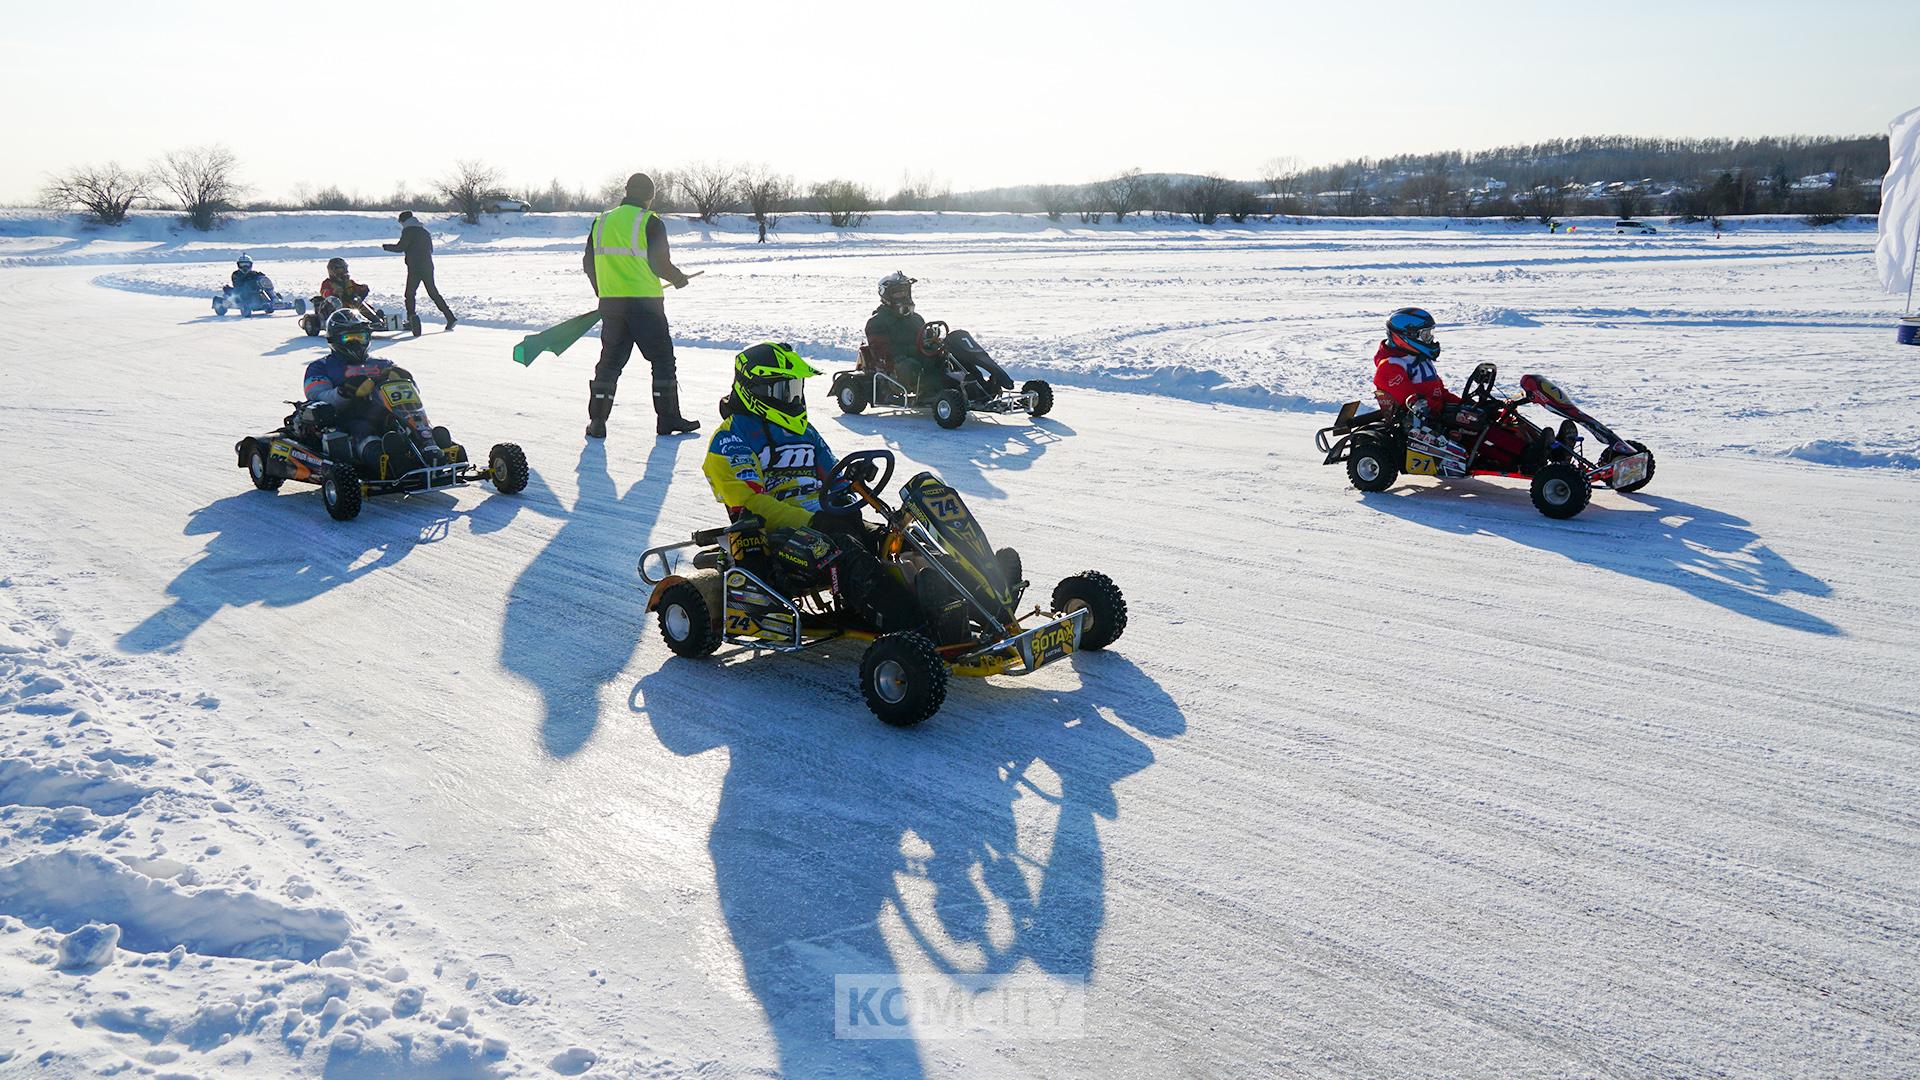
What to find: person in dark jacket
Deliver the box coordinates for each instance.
[582,172,697,438]
[383,211,456,330]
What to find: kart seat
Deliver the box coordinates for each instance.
[859,343,895,377]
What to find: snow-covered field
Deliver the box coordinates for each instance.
[2,212,1917,1078]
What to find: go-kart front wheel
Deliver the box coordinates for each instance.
[932,389,967,429]
[836,379,869,414]
[488,442,529,495]
[322,465,364,521]
[1530,461,1591,519]
[1022,379,1054,417]
[1346,436,1398,493]
[860,632,947,726]
[1053,571,1128,651]
[1600,440,1656,493]
[656,582,720,658]
[247,446,284,491]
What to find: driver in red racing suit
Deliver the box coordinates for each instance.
[1372,307,1527,465]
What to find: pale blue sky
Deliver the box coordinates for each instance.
[3,0,1913,204]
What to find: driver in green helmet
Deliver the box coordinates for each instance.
[705,342,918,631]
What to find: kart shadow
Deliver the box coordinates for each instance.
[117,477,555,655]
[829,414,1078,500]
[631,648,1182,1077]
[1365,483,1840,635]
[503,438,685,758]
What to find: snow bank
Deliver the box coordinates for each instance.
[1784,439,1920,470]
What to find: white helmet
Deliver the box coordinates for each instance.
[236,253,253,270]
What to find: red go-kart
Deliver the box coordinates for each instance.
[1315,362,1655,519]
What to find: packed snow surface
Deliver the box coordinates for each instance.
[1,211,1916,1077]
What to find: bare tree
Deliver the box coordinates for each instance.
[1177,175,1233,224]
[740,166,795,242]
[1520,178,1569,225]
[151,145,241,230]
[810,179,873,228]
[303,185,356,211]
[437,160,502,224]
[886,171,953,211]
[1102,168,1154,222]
[1030,184,1079,222]
[41,162,150,225]
[676,162,741,224]
[1076,184,1106,224]
[1226,182,1264,223]
[1400,169,1451,216]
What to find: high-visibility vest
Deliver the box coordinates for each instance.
[591,205,663,298]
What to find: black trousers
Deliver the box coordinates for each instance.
[405,264,453,320]
[594,297,678,398]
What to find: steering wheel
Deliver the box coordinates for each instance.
[824,449,895,510]
[1461,362,1498,406]
[918,319,949,355]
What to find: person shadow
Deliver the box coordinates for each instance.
[829,413,1077,501]
[119,477,551,654]
[503,438,681,757]
[634,647,1183,1077]
[1364,484,1839,635]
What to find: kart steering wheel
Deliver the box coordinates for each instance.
[1462,362,1498,406]
[824,448,895,510]
[919,320,949,355]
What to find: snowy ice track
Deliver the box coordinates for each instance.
[1,241,1917,1077]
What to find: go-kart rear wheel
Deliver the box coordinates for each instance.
[1530,461,1591,519]
[301,314,319,337]
[932,389,967,429]
[860,632,947,727]
[1021,379,1054,417]
[1600,440,1656,493]
[1346,436,1398,493]
[488,443,529,495]
[247,446,284,491]
[836,379,869,415]
[322,465,363,521]
[1053,571,1128,651]
[996,546,1023,587]
[657,582,720,658]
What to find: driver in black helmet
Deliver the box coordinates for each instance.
[303,310,443,465]
[864,271,945,395]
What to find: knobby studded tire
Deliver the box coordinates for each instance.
[860,631,948,726]
[1052,571,1128,651]
[656,582,721,658]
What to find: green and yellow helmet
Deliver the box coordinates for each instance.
[733,342,821,435]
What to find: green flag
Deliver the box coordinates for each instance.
[512,311,603,366]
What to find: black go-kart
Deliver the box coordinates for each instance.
[212,280,306,318]
[829,322,1054,429]
[235,366,528,521]
[299,294,421,339]
[637,449,1124,726]
[1315,362,1655,519]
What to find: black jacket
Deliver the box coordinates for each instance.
[582,200,687,294]
[383,222,434,271]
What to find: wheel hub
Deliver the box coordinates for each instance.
[874,660,909,704]
[664,604,692,642]
[1544,478,1573,504]
[1355,457,1381,482]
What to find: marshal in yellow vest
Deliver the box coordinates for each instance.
[591,205,664,299]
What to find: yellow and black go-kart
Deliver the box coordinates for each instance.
[637,449,1125,726]
[235,367,528,521]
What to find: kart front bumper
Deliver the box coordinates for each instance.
[950,608,1087,678]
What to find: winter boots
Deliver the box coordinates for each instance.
[586,380,617,439]
[652,377,701,437]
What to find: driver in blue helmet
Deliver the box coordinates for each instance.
[705,342,918,631]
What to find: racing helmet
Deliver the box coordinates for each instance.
[732,342,821,435]
[1386,307,1440,361]
[324,309,373,362]
[326,256,349,278]
[236,253,253,271]
[878,271,916,314]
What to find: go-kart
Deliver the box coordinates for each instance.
[213,279,307,318]
[235,363,528,521]
[637,449,1124,725]
[1315,362,1655,519]
[829,321,1054,429]
[299,294,421,339]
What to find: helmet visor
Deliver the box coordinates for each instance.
[340,330,370,350]
[763,377,805,405]
[1405,325,1436,346]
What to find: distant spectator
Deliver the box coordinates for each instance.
[383,211,456,331]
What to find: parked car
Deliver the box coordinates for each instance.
[1614,219,1657,234]
[482,194,531,213]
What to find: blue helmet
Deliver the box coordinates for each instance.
[236,253,253,270]
[1386,307,1439,360]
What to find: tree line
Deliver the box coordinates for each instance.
[39,134,1888,234]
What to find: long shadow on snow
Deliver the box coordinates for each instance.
[118,477,554,654]
[504,438,683,757]
[1365,483,1839,635]
[828,413,1076,500]
[633,649,1182,1077]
